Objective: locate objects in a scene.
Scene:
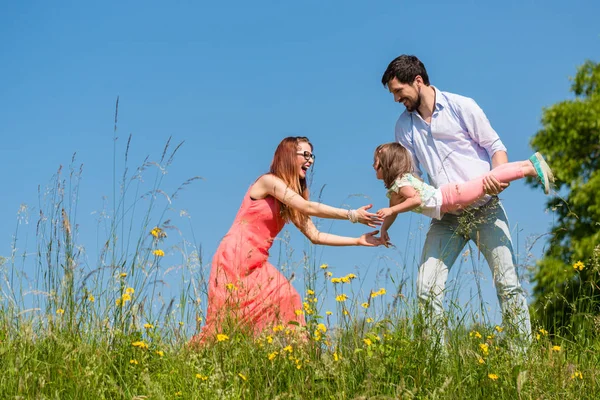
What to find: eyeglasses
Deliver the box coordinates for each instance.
[296,151,316,161]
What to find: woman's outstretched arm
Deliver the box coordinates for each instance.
[253,174,382,227]
[294,216,381,247]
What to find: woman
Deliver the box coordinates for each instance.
[191,136,382,343]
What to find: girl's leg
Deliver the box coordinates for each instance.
[440,161,529,213]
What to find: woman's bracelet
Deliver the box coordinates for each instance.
[347,209,359,223]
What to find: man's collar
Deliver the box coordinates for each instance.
[432,86,447,111]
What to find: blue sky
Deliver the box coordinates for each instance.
[1,1,599,327]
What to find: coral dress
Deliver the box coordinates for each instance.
[191,186,305,342]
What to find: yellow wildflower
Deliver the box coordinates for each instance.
[116,298,123,306]
[335,294,348,302]
[283,345,293,353]
[495,325,503,333]
[478,357,485,364]
[56,308,65,315]
[225,283,237,291]
[125,287,135,294]
[333,352,340,361]
[196,374,208,381]
[268,351,278,360]
[238,373,247,381]
[346,273,357,280]
[153,249,165,257]
[132,341,149,349]
[326,271,333,277]
[88,295,95,302]
[479,343,489,356]
[469,331,482,339]
[331,278,342,284]
[371,288,387,298]
[272,324,284,332]
[306,289,315,295]
[119,272,127,277]
[150,226,166,238]
[156,350,164,357]
[571,371,583,380]
[488,373,499,381]
[320,264,328,269]
[130,359,138,365]
[363,338,372,346]
[175,392,182,397]
[144,323,154,329]
[343,309,349,315]
[573,261,585,271]
[317,323,327,333]
[551,345,561,352]
[122,293,132,302]
[266,335,273,344]
[216,334,229,342]
[326,311,332,315]
[366,318,373,323]
[539,328,548,336]
[361,302,369,309]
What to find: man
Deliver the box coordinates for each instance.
[381,54,531,345]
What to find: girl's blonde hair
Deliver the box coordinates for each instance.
[374,143,414,189]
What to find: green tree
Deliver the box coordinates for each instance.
[528,60,600,334]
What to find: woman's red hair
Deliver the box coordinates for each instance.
[270,136,312,225]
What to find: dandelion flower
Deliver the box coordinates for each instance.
[156,350,164,357]
[469,331,482,339]
[56,308,65,315]
[333,352,340,361]
[283,345,293,353]
[331,278,342,284]
[306,289,315,295]
[268,351,278,361]
[196,374,208,381]
[144,323,154,329]
[335,294,348,302]
[216,334,229,342]
[132,341,149,349]
[238,373,247,381]
[366,318,373,323]
[488,373,499,381]
[539,328,548,336]
[130,359,138,365]
[571,371,583,380]
[119,272,127,278]
[150,227,166,238]
[478,357,485,364]
[88,295,95,302]
[153,249,165,257]
[122,293,132,302]
[363,338,372,346]
[479,343,489,356]
[551,345,561,352]
[361,302,369,309]
[116,298,123,306]
[272,324,284,332]
[320,264,328,269]
[326,271,333,277]
[495,325,503,333]
[225,283,237,291]
[317,323,327,333]
[266,335,273,344]
[573,261,585,271]
[125,287,135,294]
[326,311,332,316]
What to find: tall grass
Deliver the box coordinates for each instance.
[0,107,598,399]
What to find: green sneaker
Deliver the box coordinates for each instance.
[529,152,554,194]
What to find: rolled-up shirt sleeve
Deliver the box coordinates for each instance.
[461,98,507,158]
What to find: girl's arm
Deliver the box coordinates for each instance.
[376,186,422,218]
[254,174,382,227]
[294,216,381,247]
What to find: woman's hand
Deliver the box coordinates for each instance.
[355,204,384,227]
[376,207,394,219]
[358,230,383,247]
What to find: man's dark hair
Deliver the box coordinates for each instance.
[381,55,430,87]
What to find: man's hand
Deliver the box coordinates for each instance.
[483,175,509,196]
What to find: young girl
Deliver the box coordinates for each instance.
[373,142,554,243]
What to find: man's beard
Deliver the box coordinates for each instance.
[405,95,421,112]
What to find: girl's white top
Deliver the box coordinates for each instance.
[386,173,443,220]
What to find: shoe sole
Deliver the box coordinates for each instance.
[534,152,554,194]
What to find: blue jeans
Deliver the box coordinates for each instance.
[417,198,532,343]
